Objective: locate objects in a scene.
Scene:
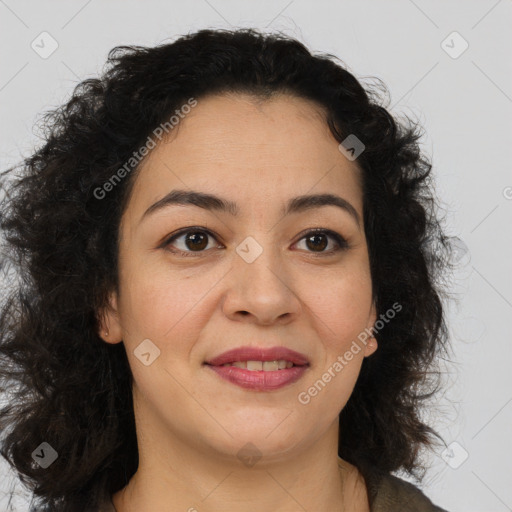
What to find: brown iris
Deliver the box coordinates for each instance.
[305,233,328,252]
[184,232,209,251]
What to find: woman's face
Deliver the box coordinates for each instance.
[102,92,377,463]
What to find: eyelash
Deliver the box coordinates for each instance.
[161,226,349,258]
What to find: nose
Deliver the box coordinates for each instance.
[221,244,302,326]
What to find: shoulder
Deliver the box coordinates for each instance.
[360,465,450,512]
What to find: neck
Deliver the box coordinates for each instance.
[111,436,368,511]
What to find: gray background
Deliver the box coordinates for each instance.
[1,1,511,511]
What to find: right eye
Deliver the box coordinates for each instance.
[162,227,223,257]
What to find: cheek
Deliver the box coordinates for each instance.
[120,276,197,336]
[308,268,372,342]
[117,255,220,354]
[300,266,372,405]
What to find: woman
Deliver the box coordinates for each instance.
[0,28,454,511]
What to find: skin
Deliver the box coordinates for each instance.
[100,92,378,512]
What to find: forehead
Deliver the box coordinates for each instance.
[159,92,334,154]
[126,92,363,218]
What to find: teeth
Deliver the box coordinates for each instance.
[247,360,263,371]
[221,360,295,371]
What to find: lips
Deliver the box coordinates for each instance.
[204,346,310,367]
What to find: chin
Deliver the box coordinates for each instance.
[204,425,305,461]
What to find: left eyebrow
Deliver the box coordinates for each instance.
[140,189,361,228]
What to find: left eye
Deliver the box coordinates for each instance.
[293,229,348,253]
[163,227,348,257]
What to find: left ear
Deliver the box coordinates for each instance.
[364,300,378,357]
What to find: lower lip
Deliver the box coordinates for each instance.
[205,364,308,391]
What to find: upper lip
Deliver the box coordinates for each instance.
[205,346,310,367]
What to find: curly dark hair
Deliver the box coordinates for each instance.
[0,27,455,511]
